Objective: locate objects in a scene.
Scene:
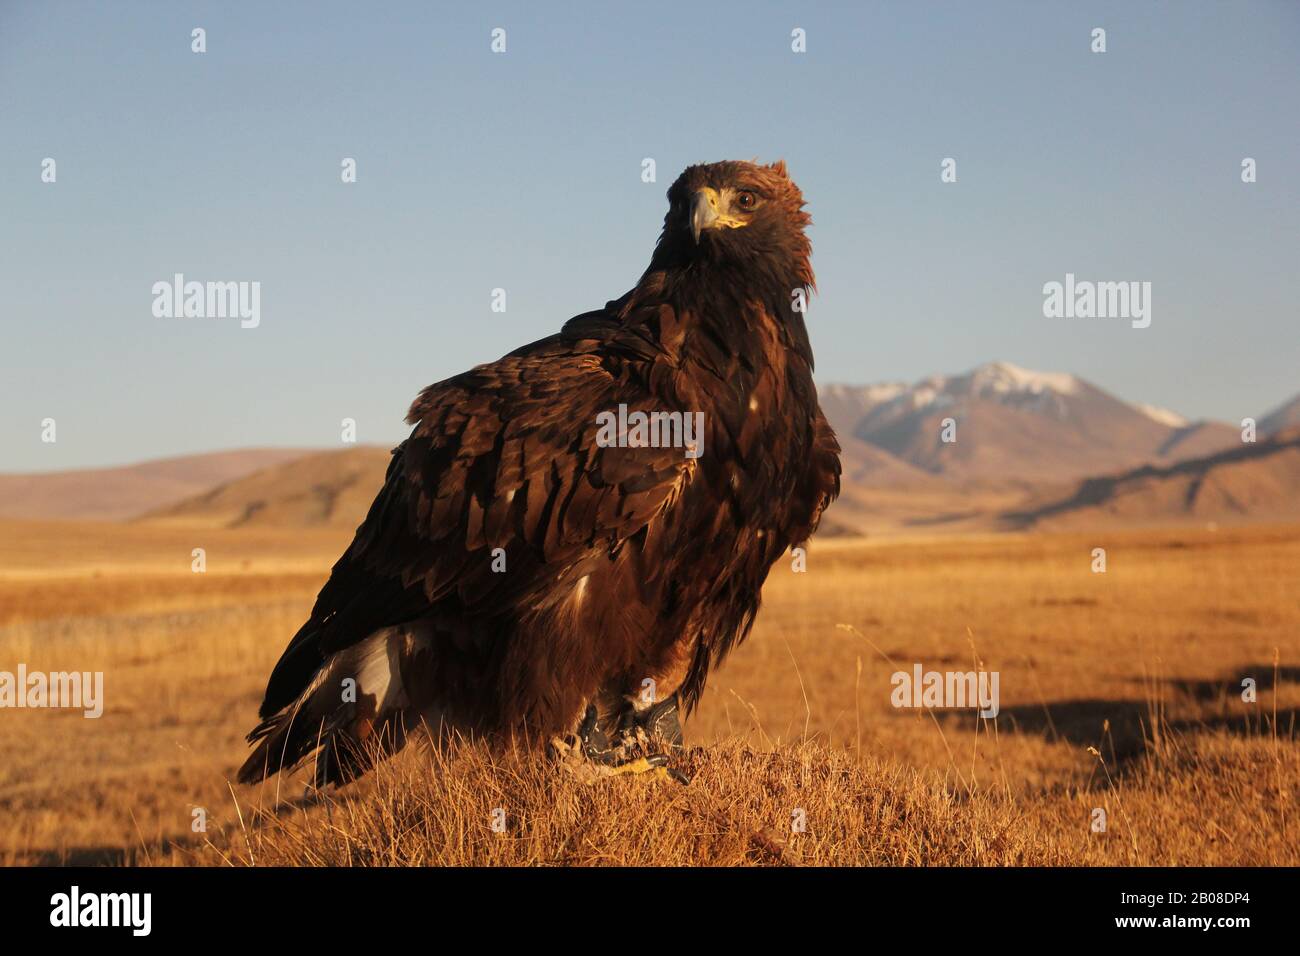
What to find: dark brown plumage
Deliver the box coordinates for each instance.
[238,160,840,785]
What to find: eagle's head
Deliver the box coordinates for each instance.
[654,160,814,291]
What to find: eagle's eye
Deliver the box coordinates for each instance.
[735,190,759,211]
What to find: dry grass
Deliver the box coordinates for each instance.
[178,733,1296,867]
[0,518,1296,866]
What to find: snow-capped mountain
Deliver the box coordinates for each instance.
[819,361,1239,483]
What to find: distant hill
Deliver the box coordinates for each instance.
[1156,420,1243,461]
[836,435,948,489]
[1003,427,1300,530]
[1260,393,1300,436]
[143,447,392,529]
[0,448,317,522]
[818,382,909,442]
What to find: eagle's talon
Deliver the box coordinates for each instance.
[565,695,692,783]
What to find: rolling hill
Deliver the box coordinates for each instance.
[143,446,392,529]
[0,448,318,522]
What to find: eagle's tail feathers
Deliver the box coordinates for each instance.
[236,624,432,786]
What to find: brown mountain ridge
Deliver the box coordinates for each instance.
[1004,426,1300,530]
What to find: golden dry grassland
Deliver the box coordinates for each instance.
[0,518,1295,865]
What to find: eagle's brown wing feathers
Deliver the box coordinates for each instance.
[255,322,694,725]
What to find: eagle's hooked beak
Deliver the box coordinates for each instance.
[690,188,721,243]
[691,187,749,243]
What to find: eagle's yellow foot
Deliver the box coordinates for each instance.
[599,753,683,784]
[605,755,662,776]
[551,743,689,785]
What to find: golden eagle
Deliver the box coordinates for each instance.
[238,160,840,786]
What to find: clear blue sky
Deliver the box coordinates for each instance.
[2,0,1297,471]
